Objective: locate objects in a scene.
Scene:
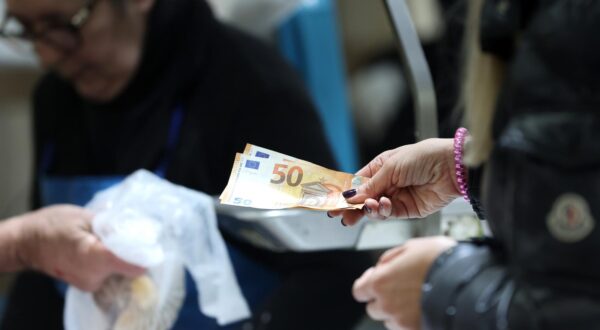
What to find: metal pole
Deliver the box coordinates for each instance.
[384,0,440,236]
[384,0,439,140]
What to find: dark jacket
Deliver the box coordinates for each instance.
[1,1,370,329]
[422,1,600,329]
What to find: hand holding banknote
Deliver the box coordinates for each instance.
[329,139,462,226]
[220,144,367,211]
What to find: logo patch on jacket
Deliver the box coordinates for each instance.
[546,193,595,243]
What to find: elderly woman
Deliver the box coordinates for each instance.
[0,0,371,329]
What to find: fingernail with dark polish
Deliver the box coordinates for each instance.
[363,206,371,214]
[341,218,347,227]
[327,212,334,218]
[342,189,357,199]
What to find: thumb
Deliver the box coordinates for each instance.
[93,241,146,278]
[353,267,376,302]
[346,165,392,203]
[377,244,406,265]
[108,253,146,278]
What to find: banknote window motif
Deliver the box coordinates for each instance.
[255,151,270,158]
[300,180,342,208]
[245,160,260,170]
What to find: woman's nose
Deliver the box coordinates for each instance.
[33,39,65,69]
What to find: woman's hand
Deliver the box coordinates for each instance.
[330,139,460,225]
[16,205,145,291]
[353,236,457,330]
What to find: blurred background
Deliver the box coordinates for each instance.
[0,0,474,328]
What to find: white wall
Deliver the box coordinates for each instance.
[0,69,39,218]
[0,0,40,218]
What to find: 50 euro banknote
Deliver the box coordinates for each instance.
[219,145,367,210]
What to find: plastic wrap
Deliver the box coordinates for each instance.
[64,170,250,330]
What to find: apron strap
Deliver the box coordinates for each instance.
[40,142,56,174]
[155,105,184,178]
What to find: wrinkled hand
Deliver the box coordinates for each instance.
[17,205,145,291]
[353,236,456,330]
[330,139,460,226]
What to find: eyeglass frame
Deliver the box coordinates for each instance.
[0,0,99,51]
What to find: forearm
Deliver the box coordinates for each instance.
[0,214,29,272]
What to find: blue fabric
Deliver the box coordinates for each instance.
[39,106,280,328]
[277,0,359,172]
[155,105,185,178]
[40,176,123,207]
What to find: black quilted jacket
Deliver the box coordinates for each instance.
[422,1,600,329]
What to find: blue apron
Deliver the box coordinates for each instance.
[39,106,280,329]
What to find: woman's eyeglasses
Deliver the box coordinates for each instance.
[0,0,98,52]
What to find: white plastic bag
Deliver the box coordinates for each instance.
[64,170,250,330]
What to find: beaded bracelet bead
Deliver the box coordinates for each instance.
[454,127,470,202]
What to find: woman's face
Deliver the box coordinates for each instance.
[6,0,153,102]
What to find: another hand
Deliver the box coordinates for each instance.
[353,236,457,330]
[330,139,460,226]
[16,205,145,291]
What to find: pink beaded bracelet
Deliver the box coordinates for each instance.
[454,127,470,202]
